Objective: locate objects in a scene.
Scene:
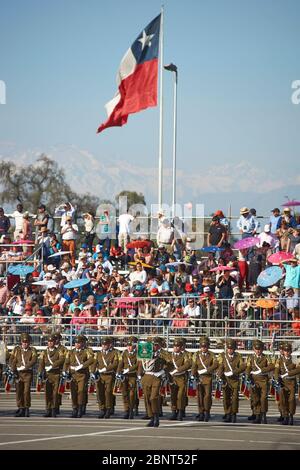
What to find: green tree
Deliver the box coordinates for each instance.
[115,190,146,209]
[0,155,100,215]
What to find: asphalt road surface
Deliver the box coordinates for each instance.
[0,394,300,450]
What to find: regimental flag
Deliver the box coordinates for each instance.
[97,14,161,133]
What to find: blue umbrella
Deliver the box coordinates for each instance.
[64,278,91,289]
[257,266,283,288]
[8,265,35,277]
[201,246,225,253]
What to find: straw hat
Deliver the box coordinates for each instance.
[240,207,250,215]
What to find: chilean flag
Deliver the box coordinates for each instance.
[97,14,161,133]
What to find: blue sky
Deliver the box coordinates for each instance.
[0,0,299,179]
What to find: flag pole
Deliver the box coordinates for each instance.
[158,5,164,210]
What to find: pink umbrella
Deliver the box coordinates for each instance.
[281,200,300,207]
[233,237,258,250]
[210,266,234,272]
[267,251,294,264]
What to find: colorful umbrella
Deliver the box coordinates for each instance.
[48,251,72,258]
[127,240,151,249]
[7,265,35,276]
[32,280,57,289]
[267,251,294,264]
[233,237,258,250]
[210,266,234,272]
[281,200,300,207]
[257,266,283,288]
[201,246,225,252]
[165,262,192,268]
[64,278,90,289]
[256,299,276,309]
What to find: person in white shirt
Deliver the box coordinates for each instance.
[257,224,278,249]
[7,204,31,241]
[61,216,78,267]
[157,218,174,249]
[129,262,147,287]
[183,298,200,330]
[55,202,75,227]
[118,212,135,253]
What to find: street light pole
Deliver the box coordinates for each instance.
[164,63,178,218]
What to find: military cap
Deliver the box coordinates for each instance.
[253,340,264,350]
[226,338,236,349]
[74,335,85,343]
[278,342,285,350]
[283,343,292,352]
[54,333,62,341]
[47,334,56,342]
[101,336,113,345]
[199,336,210,347]
[20,333,31,342]
[173,338,184,347]
[127,336,138,345]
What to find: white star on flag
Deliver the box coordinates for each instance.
[138,30,155,50]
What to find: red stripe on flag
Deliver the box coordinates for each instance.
[97,59,158,133]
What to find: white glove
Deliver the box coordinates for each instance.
[98,367,107,373]
[154,370,165,378]
[281,373,288,379]
[75,365,83,371]
[170,369,178,376]
[137,375,142,381]
[251,369,261,376]
[45,366,52,372]
[198,369,208,375]
[17,366,25,371]
[224,371,233,377]
[123,368,129,374]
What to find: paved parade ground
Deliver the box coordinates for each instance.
[0,394,300,451]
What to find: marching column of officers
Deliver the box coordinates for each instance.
[2,332,300,427]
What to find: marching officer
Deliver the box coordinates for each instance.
[91,336,119,419]
[274,342,300,425]
[245,339,274,424]
[192,336,218,422]
[166,338,191,421]
[54,333,68,415]
[117,336,139,419]
[9,333,37,417]
[0,342,10,388]
[137,336,167,428]
[38,334,65,417]
[63,335,94,418]
[217,338,245,423]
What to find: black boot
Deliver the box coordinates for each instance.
[182,409,186,418]
[129,409,134,419]
[277,414,283,422]
[248,414,256,421]
[198,412,204,422]
[16,408,25,417]
[170,410,177,421]
[123,410,130,419]
[147,416,155,427]
[262,412,267,424]
[15,408,22,417]
[44,409,52,418]
[82,404,86,415]
[98,409,106,419]
[225,414,232,423]
[222,414,228,421]
[111,406,115,415]
[204,411,210,422]
[289,414,294,426]
[153,414,160,427]
[282,416,289,425]
[24,408,30,417]
[177,410,184,421]
[71,408,78,418]
[232,414,237,423]
[134,408,139,416]
[253,414,261,424]
[77,406,83,418]
[104,408,112,419]
[51,409,57,418]
[55,407,60,415]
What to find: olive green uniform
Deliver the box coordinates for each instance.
[55,343,68,411]
[217,351,245,417]
[192,350,218,416]
[246,353,274,417]
[38,347,65,412]
[117,349,139,414]
[166,351,191,413]
[63,347,94,412]
[274,357,300,419]
[9,345,37,410]
[92,348,119,412]
[137,353,167,418]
